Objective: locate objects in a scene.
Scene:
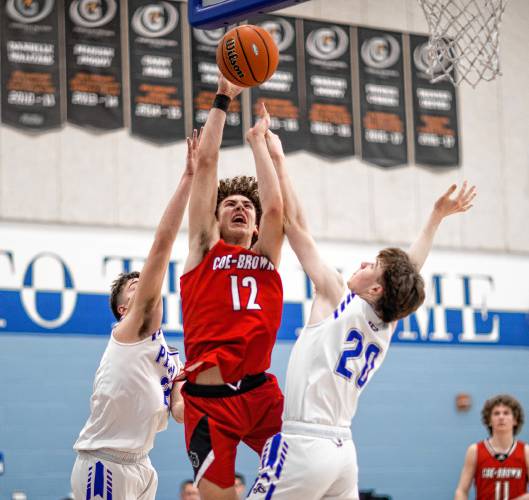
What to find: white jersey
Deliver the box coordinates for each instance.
[74,329,182,455]
[283,290,394,428]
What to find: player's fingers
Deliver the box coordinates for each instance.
[456,180,468,200]
[466,189,477,201]
[444,184,457,198]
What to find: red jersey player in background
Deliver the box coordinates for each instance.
[455,394,529,500]
[179,75,284,500]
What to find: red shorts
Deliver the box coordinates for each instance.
[182,373,284,489]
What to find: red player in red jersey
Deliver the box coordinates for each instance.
[179,75,284,500]
[455,394,529,500]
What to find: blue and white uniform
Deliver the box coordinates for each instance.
[71,329,182,500]
[248,290,395,500]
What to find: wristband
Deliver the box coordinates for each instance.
[212,93,231,113]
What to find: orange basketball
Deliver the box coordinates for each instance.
[216,24,279,88]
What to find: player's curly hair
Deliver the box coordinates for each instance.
[109,271,140,321]
[216,176,262,227]
[481,394,525,436]
[375,248,425,323]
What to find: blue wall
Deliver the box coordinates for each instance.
[0,333,528,500]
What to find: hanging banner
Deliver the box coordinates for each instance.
[410,34,459,167]
[191,27,243,147]
[248,14,304,153]
[65,0,123,129]
[357,28,407,167]
[0,0,62,130]
[128,0,185,143]
[303,20,354,158]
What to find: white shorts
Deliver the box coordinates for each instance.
[71,451,158,500]
[247,421,359,500]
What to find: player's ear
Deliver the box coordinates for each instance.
[117,303,127,319]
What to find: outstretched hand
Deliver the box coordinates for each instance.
[265,130,285,161]
[185,128,202,176]
[434,181,476,218]
[246,102,271,142]
[217,74,243,100]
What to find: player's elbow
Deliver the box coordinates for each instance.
[196,151,218,170]
[263,202,283,223]
[454,486,469,500]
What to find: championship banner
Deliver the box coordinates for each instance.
[65,0,123,129]
[357,28,407,167]
[128,0,185,143]
[191,27,243,147]
[0,0,62,130]
[303,20,354,158]
[410,34,459,167]
[248,14,304,153]
[2,222,529,349]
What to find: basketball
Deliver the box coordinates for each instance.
[216,24,279,88]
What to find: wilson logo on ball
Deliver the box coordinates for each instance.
[225,38,245,79]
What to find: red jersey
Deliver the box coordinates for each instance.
[180,239,283,383]
[475,440,528,500]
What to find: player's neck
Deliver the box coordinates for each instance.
[489,433,515,451]
[222,233,252,249]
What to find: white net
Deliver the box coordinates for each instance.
[417,0,508,87]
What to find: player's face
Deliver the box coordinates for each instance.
[218,194,258,241]
[118,277,139,318]
[181,483,200,500]
[234,478,245,497]
[347,259,384,296]
[490,404,517,434]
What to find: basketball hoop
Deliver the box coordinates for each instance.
[417,0,508,87]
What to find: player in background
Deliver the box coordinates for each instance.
[179,76,284,500]
[247,131,476,500]
[71,130,200,500]
[180,479,201,500]
[455,394,529,500]
[235,472,247,499]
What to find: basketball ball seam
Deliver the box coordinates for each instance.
[236,28,261,84]
[249,26,271,81]
[221,39,247,86]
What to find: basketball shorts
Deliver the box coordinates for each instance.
[71,451,157,500]
[182,372,284,489]
[247,421,359,500]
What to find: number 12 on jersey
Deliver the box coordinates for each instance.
[335,329,381,388]
[230,275,262,311]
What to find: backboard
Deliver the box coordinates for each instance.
[188,0,310,29]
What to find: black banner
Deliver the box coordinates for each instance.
[65,0,123,129]
[128,0,185,143]
[191,27,243,147]
[410,35,459,167]
[358,28,407,167]
[303,20,354,158]
[248,14,304,153]
[0,0,62,130]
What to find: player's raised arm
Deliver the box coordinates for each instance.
[185,76,243,273]
[246,104,284,267]
[265,131,343,306]
[408,182,476,271]
[454,444,477,500]
[114,131,198,342]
